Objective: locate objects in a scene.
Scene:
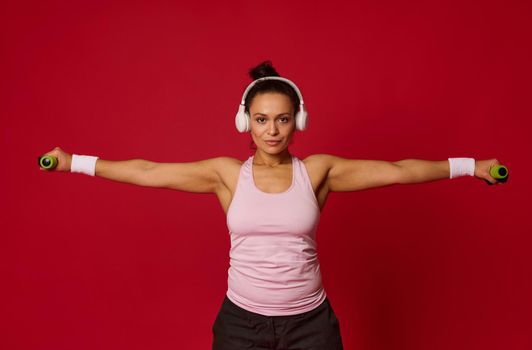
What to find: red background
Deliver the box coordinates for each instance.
[2,0,531,349]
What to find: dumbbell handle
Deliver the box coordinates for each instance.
[485,165,509,185]
[38,155,58,170]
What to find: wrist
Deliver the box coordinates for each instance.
[71,154,99,176]
[448,158,475,179]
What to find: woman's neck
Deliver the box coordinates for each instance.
[253,149,291,167]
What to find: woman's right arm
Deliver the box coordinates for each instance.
[131,158,226,193]
[41,147,227,193]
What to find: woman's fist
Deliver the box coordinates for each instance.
[38,146,72,172]
[474,159,507,185]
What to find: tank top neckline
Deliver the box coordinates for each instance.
[250,155,295,195]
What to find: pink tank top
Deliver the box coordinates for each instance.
[226,154,326,316]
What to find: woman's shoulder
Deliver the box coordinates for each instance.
[301,153,337,174]
[209,156,244,168]
[213,156,244,163]
[209,157,245,191]
[302,153,336,165]
[302,153,334,161]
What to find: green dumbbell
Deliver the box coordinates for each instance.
[485,165,509,185]
[38,155,58,170]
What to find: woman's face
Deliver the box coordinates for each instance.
[248,92,296,155]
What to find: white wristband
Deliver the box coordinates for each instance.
[71,154,99,176]
[448,158,475,179]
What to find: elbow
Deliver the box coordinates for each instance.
[142,160,157,172]
[393,161,410,185]
[133,160,159,187]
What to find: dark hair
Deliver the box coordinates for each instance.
[244,60,300,116]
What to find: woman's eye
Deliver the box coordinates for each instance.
[280,117,288,122]
[256,118,265,123]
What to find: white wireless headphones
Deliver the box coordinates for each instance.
[235,76,308,133]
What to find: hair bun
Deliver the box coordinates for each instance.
[248,60,280,80]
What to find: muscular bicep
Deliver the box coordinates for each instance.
[326,155,402,192]
[139,157,225,193]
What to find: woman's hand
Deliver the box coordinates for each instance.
[39,146,72,172]
[474,158,504,185]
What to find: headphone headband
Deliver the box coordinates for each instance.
[239,76,305,106]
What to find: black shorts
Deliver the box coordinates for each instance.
[212,295,344,350]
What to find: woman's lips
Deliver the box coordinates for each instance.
[265,140,281,146]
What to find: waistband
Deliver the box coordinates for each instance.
[222,295,330,321]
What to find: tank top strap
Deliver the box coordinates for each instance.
[235,156,253,189]
[293,156,315,194]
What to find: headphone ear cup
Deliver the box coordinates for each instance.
[235,105,250,132]
[295,105,308,131]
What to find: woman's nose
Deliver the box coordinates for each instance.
[267,122,279,134]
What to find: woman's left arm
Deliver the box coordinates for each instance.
[396,158,503,185]
[319,155,503,192]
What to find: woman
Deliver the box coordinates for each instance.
[40,60,504,350]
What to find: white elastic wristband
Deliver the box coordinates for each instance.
[448,158,475,179]
[71,154,99,176]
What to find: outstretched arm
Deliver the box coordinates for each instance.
[95,157,224,192]
[39,146,230,193]
[316,154,503,192]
